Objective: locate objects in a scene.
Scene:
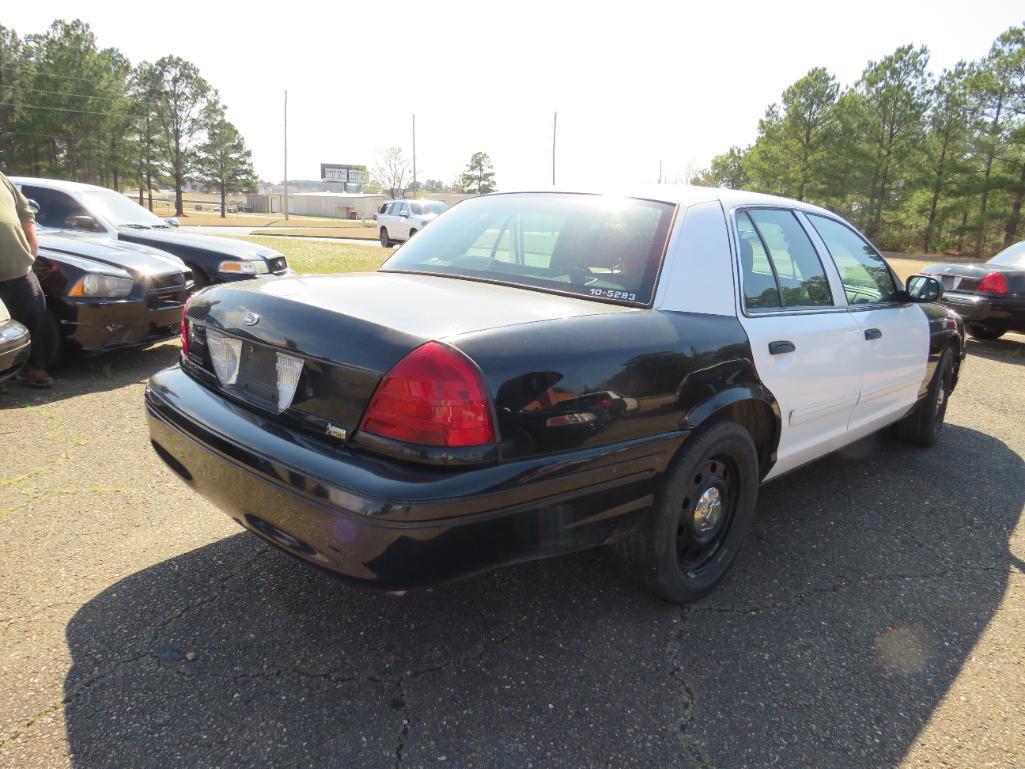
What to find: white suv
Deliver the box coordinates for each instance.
[378,200,447,247]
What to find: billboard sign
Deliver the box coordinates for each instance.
[321,163,369,185]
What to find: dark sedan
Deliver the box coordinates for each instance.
[147,187,962,605]
[921,240,1025,339]
[12,177,290,288]
[34,231,193,368]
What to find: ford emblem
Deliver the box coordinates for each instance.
[241,311,260,326]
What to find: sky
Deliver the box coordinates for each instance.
[6,1,1024,189]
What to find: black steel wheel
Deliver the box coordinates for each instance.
[618,420,759,605]
[892,347,953,448]
[675,455,741,576]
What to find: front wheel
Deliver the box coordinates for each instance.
[892,347,953,448]
[380,228,392,248]
[966,322,1005,341]
[618,421,759,605]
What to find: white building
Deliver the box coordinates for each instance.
[248,191,386,220]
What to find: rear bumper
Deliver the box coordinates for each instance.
[145,365,683,588]
[940,293,1025,330]
[53,296,183,353]
[0,320,30,380]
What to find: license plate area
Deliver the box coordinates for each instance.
[235,341,279,407]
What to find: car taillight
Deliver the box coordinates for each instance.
[360,341,496,447]
[180,296,193,356]
[977,271,1008,295]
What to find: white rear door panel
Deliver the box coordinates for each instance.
[739,312,864,479]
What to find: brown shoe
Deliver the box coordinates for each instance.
[16,366,54,388]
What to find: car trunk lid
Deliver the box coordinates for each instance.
[184,272,635,441]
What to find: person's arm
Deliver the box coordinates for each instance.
[23,219,38,257]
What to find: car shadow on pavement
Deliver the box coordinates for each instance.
[61,425,1023,769]
[0,342,180,409]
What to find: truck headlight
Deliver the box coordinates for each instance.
[218,260,269,275]
[68,274,134,298]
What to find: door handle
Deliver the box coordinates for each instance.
[864,328,882,341]
[768,340,796,355]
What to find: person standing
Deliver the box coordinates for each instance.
[0,171,52,387]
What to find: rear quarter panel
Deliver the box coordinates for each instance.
[450,309,769,461]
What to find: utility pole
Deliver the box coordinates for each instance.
[412,113,417,200]
[552,111,557,186]
[658,159,663,184]
[283,90,289,221]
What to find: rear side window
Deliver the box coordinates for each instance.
[737,209,832,311]
[807,214,898,305]
[380,193,675,305]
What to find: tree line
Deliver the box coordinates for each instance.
[371,147,497,198]
[0,19,257,217]
[692,24,1025,256]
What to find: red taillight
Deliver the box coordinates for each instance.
[180,296,193,356]
[360,341,496,447]
[977,271,1008,295]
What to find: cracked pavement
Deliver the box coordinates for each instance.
[1,334,1024,769]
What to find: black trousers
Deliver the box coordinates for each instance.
[0,271,48,369]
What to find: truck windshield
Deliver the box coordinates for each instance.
[380,193,675,305]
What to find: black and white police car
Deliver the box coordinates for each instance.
[147,186,965,605]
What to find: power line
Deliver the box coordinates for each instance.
[0,82,160,106]
[0,101,146,119]
[0,63,126,86]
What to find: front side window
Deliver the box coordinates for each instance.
[380,193,675,305]
[807,214,898,305]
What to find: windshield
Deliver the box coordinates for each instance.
[380,193,675,305]
[989,241,1025,268]
[410,201,447,216]
[79,189,168,228]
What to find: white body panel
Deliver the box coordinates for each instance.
[846,305,929,438]
[738,311,864,478]
[654,199,735,316]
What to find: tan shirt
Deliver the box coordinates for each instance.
[0,172,36,282]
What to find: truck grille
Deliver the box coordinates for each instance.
[147,272,192,308]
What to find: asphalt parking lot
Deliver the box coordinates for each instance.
[1,333,1023,769]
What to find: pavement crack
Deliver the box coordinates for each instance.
[672,614,716,769]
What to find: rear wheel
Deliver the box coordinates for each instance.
[380,228,392,247]
[408,229,418,239]
[618,421,759,605]
[966,322,1005,340]
[892,347,953,448]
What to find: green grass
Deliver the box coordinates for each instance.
[231,236,390,275]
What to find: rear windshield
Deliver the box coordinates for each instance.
[989,241,1025,267]
[380,193,675,305]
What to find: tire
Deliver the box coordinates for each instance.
[892,347,953,448]
[186,263,209,290]
[380,228,392,247]
[618,421,759,605]
[966,322,1005,341]
[408,229,418,239]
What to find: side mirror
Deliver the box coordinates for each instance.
[905,274,943,302]
[166,217,180,228]
[65,215,102,232]
[26,198,40,215]
[400,210,410,218]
